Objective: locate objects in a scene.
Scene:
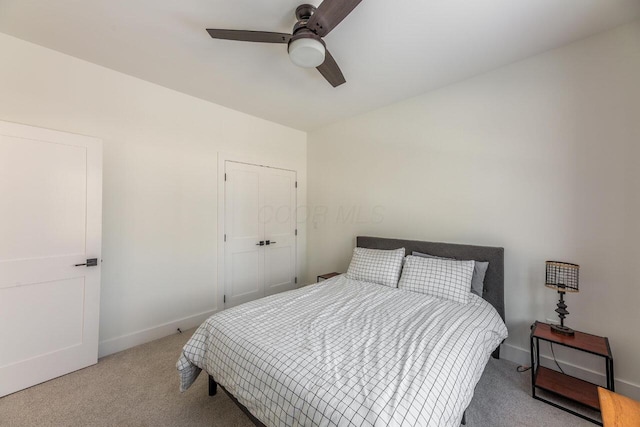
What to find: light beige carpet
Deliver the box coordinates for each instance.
[0,330,252,427]
[0,329,594,426]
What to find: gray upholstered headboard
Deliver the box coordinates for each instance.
[356,236,505,357]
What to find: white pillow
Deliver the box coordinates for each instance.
[412,251,489,297]
[398,255,475,304]
[346,247,405,288]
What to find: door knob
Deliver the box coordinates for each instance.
[256,241,265,246]
[265,240,276,245]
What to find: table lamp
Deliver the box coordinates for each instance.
[545,261,579,336]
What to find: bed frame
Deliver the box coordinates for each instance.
[209,236,506,426]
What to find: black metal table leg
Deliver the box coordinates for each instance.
[209,375,218,396]
[530,335,536,398]
[609,359,615,391]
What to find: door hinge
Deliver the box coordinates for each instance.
[295,181,298,188]
[224,173,227,181]
[224,234,227,242]
[295,277,298,284]
[224,295,226,303]
[295,229,298,236]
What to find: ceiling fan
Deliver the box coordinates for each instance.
[206,0,363,87]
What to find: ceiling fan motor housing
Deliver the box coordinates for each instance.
[295,4,316,21]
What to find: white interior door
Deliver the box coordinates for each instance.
[0,121,102,397]
[224,162,265,307]
[223,161,296,308]
[263,168,296,296]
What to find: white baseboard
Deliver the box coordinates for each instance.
[501,342,640,401]
[98,309,218,358]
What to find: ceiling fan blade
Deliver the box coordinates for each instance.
[206,29,290,43]
[306,0,363,37]
[316,50,346,87]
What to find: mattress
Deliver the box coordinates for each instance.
[177,275,508,426]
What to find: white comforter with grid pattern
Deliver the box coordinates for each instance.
[177,275,508,427]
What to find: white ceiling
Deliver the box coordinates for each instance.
[1,0,639,130]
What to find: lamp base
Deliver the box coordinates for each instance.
[551,324,575,336]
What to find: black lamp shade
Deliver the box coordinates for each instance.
[545,261,579,293]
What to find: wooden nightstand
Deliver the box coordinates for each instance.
[317,272,340,282]
[530,321,614,425]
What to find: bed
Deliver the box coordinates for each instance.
[177,236,508,426]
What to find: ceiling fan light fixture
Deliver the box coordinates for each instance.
[288,37,325,68]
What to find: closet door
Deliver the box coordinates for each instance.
[262,168,297,296]
[223,161,296,308]
[224,162,265,308]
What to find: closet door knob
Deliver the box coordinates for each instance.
[256,241,265,246]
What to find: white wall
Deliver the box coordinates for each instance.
[0,33,307,357]
[307,21,640,397]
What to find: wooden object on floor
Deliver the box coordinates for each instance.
[598,387,640,427]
